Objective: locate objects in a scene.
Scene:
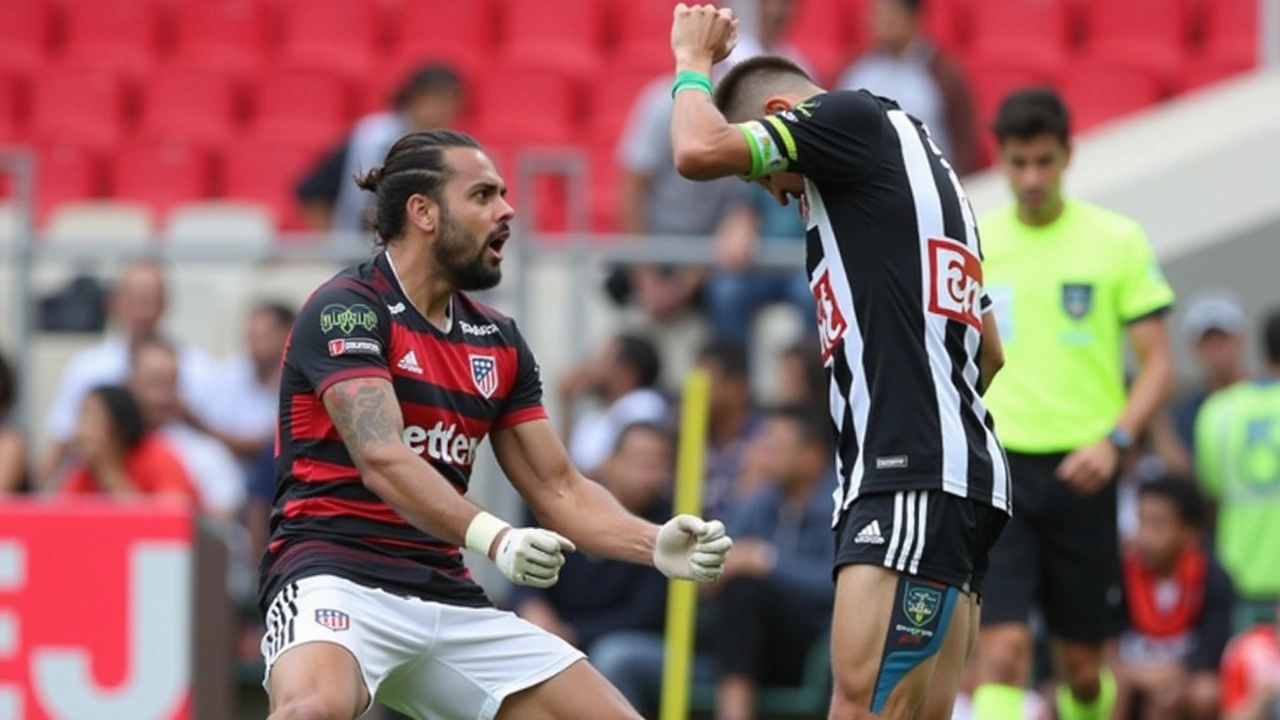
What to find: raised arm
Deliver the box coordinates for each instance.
[669,4,752,180]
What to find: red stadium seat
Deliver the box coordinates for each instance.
[251,68,351,153]
[60,0,161,79]
[1180,44,1257,92]
[498,0,607,76]
[277,0,380,82]
[139,65,240,149]
[173,0,269,83]
[611,0,681,73]
[0,74,19,143]
[1062,60,1164,132]
[1203,0,1259,55]
[1081,0,1189,85]
[391,0,494,73]
[588,141,621,233]
[0,0,52,76]
[473,67,581,145]
[27,65,129,152]
[969,0,1074,58]
[783,0,860,84]
[587,68,664,147]
[32,142,102,219]
[222,132,317,229]
[966,51,1063,126]
[111,138,213,216]
[922,0,970,55]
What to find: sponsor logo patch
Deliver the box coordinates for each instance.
[460,320,499,336]
[328,338,381,357]
[320,303,378,335]
[315,608,350,631]
[812,269,847,365]
[396,350,423,374]
[904,583,942,627]
[927,237,983,330]
[854,520,886,545]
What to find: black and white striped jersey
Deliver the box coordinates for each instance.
[744,89,1012,524]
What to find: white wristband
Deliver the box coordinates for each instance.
[464,511,511,557]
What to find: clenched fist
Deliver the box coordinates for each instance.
[671,3,738,65]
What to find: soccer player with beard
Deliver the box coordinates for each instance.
[258,130,733,720]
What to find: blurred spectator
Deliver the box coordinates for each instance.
[60,385,196,504]
[724,0,810,72]
[513,422,672,652]
[609,75,751,322]
[561,334,668,474]
[705,186,813,350]
[1195,309,1280,627]
[712,405,834,720]
[0,350,28,494]
[1219,598,1280,720]
[197,302,294,468]
[130,338,245,522]
[1116,478,1234,720]
[836,0,981,175]
[1165,292,1250,472]
[777,338,826,409]
[40,260,215,487]
[698,341,762,522]
[297,64,464,234]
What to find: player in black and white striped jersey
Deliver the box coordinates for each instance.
[667,5,1011,719]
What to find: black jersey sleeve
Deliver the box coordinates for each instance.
[737,90,886,183]
[287,281,393,397]
[494,324,548,430]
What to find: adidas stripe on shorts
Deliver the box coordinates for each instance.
[261,575,584,719]
[833,490,1007,596]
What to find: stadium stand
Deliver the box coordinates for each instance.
[0,0,1260,232]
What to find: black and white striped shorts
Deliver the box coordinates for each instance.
[834,490,1007,596]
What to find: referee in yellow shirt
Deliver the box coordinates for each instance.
[972,89,1176,720]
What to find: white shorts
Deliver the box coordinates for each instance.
[261,574,585,720]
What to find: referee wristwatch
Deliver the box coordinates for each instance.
[1106,427,1133,453]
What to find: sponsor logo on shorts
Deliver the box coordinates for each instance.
[460,320,499,336]
[328,338,381,357]
[315,608,350,632]
[321,303,378,335]
[854,520,886,545]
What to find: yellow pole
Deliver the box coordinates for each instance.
[659,368,712,720]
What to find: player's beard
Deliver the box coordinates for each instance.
[433,203,503,292]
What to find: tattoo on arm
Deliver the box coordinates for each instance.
[323,378,405,461]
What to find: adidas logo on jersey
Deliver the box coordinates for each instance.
[397,350,423,375]
[854,520,886,545]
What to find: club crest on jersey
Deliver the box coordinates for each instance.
[1062,283,1094,320]
[470,354,498,398]
[927,237,983,330]
[315,608,350,631]
[904,583,942,628]
[320,303,378,335]
[812,269,847,366]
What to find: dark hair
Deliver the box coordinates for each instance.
[1138,477,1207,528]
[613,421,674,456]
[392,64,463,110]
[713,54,815,122]
[889,0,924,11]
[1264,308,1280,365]
[0,350,14,415]
[355,129,482,246]
[767,403,833,454]
[616,334,662,389]
[253,300,297,330]
[992,87,1072,146]
[698,339,749,380]
[87,385,147,450]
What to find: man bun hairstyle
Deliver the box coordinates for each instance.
[713,54,815,123]
[355,129,482,246]
[992,87,1072,146]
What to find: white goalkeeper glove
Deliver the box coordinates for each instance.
[465,512,575,588]
[653,514,733,582]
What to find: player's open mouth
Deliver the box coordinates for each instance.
[487,232,509,260]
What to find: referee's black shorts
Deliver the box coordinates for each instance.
[980,451,1126,642]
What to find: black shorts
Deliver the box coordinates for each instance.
[980,451,1125,642]
[834,490,1008,596]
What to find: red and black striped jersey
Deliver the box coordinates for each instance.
[258,253,546,611]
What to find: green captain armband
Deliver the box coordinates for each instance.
[671,70,713,98]
[735,120,790,180]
